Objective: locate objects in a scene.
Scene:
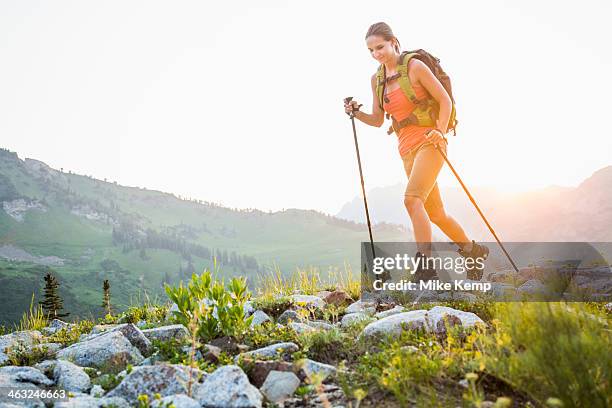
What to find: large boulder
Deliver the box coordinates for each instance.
[78,323,152,357]
[260,370,300,404]
[0,365,52,407]
[141,324,189,343]
[360,310,429,340]
[193,365,262,408]
[54,360,91,393]
[360,307,485,340]
[106,364,206,405]
[56,330,144,371]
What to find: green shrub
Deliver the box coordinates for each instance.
[477,302,611,408]
[165,270,253,342]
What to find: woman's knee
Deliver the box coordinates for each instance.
[404,195,424,215]
[427,207,447,225]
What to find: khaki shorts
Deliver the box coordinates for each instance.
[401,138,447,213]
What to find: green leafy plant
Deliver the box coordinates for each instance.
[164,270,253,342]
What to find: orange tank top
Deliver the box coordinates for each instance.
[382,84,435,158]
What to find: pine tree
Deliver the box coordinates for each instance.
[39,273,69,319]
[101,279,112,316]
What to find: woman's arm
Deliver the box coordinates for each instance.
[411,59,452,134]
[346,75,385,128]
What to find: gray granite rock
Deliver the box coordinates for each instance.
[277,310,304,325]
[142,324,189,343]
[289,295,326,309]
[105,364,206,404]
[54,360,91,393]
[235,342,299,363]
[260,370,300,403]
[57,330,144,370]
[340,312,372,327]
[152,394,201,408]
[193,365,262,408]
[249,310,272,327]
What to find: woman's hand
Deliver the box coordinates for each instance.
[425,129,447,148]
[344,99,360,115]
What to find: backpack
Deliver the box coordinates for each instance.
[375,49,458,136]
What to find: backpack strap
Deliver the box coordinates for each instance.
[375,65,386,110]
[397,52,422,106]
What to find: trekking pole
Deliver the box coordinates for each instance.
[344,97,376,261]
[434,143,520,273]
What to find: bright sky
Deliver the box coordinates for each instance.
[1,1,611,215]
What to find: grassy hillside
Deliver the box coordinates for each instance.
[0,148,408,325]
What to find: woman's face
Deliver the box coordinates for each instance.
[366,35,396,64]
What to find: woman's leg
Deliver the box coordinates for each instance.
[403,141,447,257]
[424,194,473,252]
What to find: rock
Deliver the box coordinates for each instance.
[606,303,612,313]
[375,305,405,319]
[294,359,337,382]
[79,324,152,357]
[315,290,332,299]
[41,319,72,335]
[277,310,304,325]
[241,359,294,388]
[306,321,334,330]
[345,300,375,315]
[244,301,256,317]
[54,360,91,393]
[208,336,243,354]
[193,365,262,408]
[290,295,326,309]
[260,370,300,403]
[235,342,299,363]
[340,312,371,327]
[57,330,144,371]
[517,279,549,295]
[250,310,272,327]
[142,324,189,343]
[289,322,316,334]
[360,310,429,340]
[54,396,130,407]
[322,290,352,306]
[360,307,486,340]
[0,330,43,366]
[152,394,200,408]
[89,384,105,397]
[487,271,512,282]
[426,306,485,330]
[33,359,57,377]
[0,366,51,407]
[106,364,206,405]
[201,344,222,364]
[0,365,54,386]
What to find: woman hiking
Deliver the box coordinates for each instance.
[344,22,488,280]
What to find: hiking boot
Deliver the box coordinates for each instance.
[457,240,489,280]
[412,251,438,282]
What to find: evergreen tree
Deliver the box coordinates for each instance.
[101,279,112,316]
[39,273,69,319]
